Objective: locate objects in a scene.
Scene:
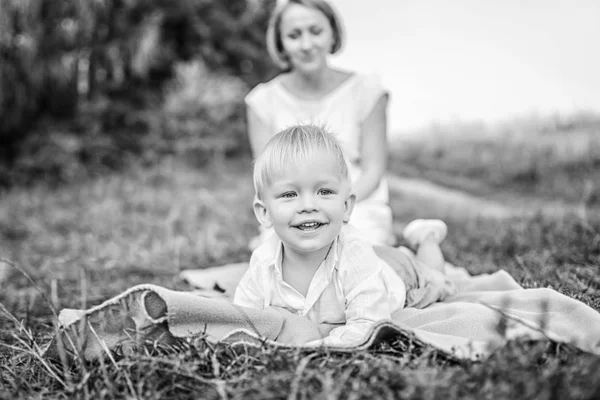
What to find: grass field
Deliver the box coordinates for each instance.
[1,118,600,399]
[390,113,600,207]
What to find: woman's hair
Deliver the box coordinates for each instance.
[266,0,345,70]
[253,124,349,198]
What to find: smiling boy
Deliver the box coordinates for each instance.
[234,124,454,346]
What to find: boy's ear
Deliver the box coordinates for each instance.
[343,192,356,223]
[253,197,273,228]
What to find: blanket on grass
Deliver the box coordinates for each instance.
[48,263,600,361]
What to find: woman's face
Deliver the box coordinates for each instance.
[279,3,335,74]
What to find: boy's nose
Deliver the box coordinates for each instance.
[299,195,317,212]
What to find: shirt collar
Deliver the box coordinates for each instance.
[271,240,284,277]
[269,235,340,278]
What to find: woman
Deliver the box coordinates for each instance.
[246,0,394,246]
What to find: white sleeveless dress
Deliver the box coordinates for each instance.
[245,73,394,246]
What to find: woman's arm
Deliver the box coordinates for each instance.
[246,106,271,158]
[353,94,389,202]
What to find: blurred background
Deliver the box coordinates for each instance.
[0,0,599,188]
[0,0,278,186]
[330,0,600,134]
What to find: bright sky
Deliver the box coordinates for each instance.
[329,0,600,134]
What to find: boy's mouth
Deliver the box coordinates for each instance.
[294,221,325,231]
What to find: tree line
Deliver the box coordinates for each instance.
[0,0,277,185]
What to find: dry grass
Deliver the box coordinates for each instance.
[0,157,256,305]
[390,112,600,205]
[2,119,600,398]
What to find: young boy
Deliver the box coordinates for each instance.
[233,124,455,346]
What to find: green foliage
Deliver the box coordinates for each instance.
[151,60,251,166]
[0,0,278,186]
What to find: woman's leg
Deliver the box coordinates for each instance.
[403,219,448,274]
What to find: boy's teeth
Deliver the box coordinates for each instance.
[298,222,320,229]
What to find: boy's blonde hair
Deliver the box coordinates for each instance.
[253,124,349,198]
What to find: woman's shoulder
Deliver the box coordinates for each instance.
[345,71,389,117]
[347,71,386,91]
[247,75,284,95]
[244,75,287,108]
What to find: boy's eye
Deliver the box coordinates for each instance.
[318,189,334,196]
[280,192,297,198]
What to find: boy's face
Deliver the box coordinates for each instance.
[254,150,355,257]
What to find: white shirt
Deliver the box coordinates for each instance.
[233,225,407,346]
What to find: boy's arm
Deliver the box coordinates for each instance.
[233,253,267,309]
[307,242,400,347]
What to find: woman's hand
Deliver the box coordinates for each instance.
[353,94,389,201]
